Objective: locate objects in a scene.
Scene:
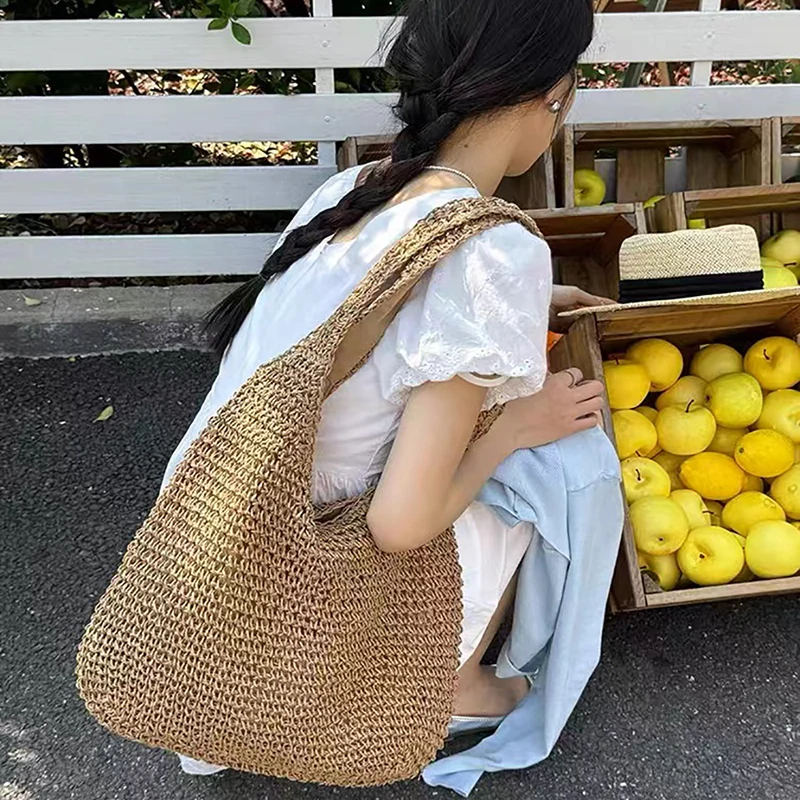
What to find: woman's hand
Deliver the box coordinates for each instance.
[497,368,605,451]
[549,285,614,332]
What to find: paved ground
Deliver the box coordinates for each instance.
[2,351,799,800]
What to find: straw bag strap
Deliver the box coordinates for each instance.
[327,196,543,394]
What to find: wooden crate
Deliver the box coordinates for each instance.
[651,184,800,243]
[527,204,646,300]
[338,135,557,210]
[770,117,800,230]
[561,120,772,208]
[550,295,800,611]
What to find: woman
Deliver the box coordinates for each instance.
[168,0,607,772]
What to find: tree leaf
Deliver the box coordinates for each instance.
[95,405,114,422]
[237,0,254,15]
[22,295,42,306]
[207,17,229,30]
[231,21,252,45]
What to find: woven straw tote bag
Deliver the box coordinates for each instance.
[76,196,542,786]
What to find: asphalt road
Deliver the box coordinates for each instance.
[2,351,799,800]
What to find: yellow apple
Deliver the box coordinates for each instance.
[745,519,800,578]
[603,359,651,410]
[762,256,786,270]
[744,336,800,391]
[630,496,689,555]
[638,550,681,591]
[742,473,765,493]
[734,429,795,478]
[725,533,756,582]
[690,344,743,383]
[654,451,686,491]
[677,526,745,586]
[612,410,658,459]
[626,338,683,392]
[770,464,800,519]
[687,218,707,229]
[763,265,798,289]
[705,500,724,526]
[574,168,606,207]
[670,489,710,530]
[707,425,748,457]
[656,402,716,456]
[656,376,707,411]
[721,491,786,536]
[679,452,745,501]
[761,229,800,272]
[632,406,661,457]
[705,372,763,428]
[621,457,671,503]
[643,195,665,210]
[756,388,800,443]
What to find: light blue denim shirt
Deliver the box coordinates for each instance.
[422,425,624,796]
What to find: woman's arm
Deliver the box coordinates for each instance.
[367,369,604,553]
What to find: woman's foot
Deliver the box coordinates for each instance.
[453,664,530,718]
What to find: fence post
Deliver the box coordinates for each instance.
[691,0,722,87]
[313,0,337,168]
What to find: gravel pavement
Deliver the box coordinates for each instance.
[2,352,799,800]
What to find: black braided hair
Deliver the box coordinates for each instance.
[206,0,594,357]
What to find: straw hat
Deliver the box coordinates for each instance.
[564,224,800,317]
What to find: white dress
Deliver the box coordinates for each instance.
[161,166,553,668]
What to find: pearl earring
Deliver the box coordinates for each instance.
[548,100,562,115]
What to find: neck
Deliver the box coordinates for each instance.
[434,116,519,197]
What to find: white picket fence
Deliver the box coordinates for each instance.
[1,5,800,279]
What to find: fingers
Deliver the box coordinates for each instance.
[573,413,601,432]
[560,286,616,308]
[575,395,605,414]
[551,367,584,388]
[571,379,605,402]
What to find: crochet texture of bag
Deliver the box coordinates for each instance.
[75,196,543,787]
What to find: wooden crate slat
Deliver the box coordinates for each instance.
[645,576,800,607]
[684,184,800,216]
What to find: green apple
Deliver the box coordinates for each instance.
[745,519,800,578]
[670,489,710,530]
[638,550,681,591]
[762,265,798,289]
[656,402,717,456]
[690,344,743,383]
[757,388,800,443]
[656,375,707,411]
[761,229,800,274]
[574,168,606,207]
[705,372,763,428]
